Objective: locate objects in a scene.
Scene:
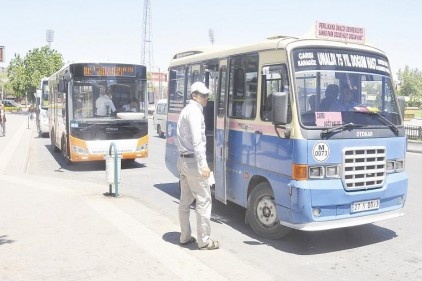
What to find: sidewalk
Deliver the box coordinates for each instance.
[407,139,422,154]
[0,113,272,281]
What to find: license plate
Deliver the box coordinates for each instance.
[351,199,380,213]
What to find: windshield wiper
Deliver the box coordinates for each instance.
[321,122,361,138]
[353,106,399,136]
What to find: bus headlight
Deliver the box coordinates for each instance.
[72,145,89,155]
[136,144,148,151]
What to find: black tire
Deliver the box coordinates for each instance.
[246,182,291,239]
[157,125,164,138]
[61,137,67,159]
[51,130,59,152]
[61,137,71,165]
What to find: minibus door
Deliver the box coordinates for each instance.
[214,59,228,204]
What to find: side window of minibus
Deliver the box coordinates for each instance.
[228,54,258,119]
[168,66,186,113]
[261,64,291,122]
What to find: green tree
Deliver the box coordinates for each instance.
[397,66,422,107]
[6,54,25,101]
[0,71,14,99]
[7,46,64,102]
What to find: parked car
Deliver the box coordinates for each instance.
[0,99,22,111]
[153,99,167,138]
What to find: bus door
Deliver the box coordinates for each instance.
[214,59,228,203]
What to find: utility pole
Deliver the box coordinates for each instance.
[141,0,153,69]
[142,0,159,106]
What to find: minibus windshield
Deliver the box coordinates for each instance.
[292,48,401,128]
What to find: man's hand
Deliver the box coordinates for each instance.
[201,166,211,179]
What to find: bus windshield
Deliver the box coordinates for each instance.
[293,48,402,128]
[71,78,147,119]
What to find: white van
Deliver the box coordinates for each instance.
[153,99,167,138]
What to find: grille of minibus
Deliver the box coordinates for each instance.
[342,147,386,191]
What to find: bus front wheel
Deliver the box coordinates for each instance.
[246,182,291,239]
[50,130,59,152]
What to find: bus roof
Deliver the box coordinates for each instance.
[169,35,387,66]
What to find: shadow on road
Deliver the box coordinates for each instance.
[155,181,397,255]
[0,235,15,246]
[45,144,147,172]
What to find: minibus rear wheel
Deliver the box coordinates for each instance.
[246,182,291,239]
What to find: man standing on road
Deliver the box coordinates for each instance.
[176,81,220,250]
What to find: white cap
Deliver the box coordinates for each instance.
[190,82,210,95]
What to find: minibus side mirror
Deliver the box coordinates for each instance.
[397,96,405,120]
[272,92,288,125]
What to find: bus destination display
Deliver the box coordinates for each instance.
[82,65,136,77]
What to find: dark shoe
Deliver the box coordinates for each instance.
[180,237,196,246]
[199,239,220,250]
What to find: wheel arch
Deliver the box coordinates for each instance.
[247,175,272,200]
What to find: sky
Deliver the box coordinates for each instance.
[1,0,421,79]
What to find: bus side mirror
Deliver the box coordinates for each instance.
[59,72,71,93]
[272,92,288,125]
[59,80,67,93]
[397,96,405,119]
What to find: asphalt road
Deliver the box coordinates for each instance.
[2,114,421,280]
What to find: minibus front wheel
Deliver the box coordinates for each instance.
[246,182,291,239]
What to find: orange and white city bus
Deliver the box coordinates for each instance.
[48,62,149,163]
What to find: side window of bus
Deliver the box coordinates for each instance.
[191,69,200,84]
[168,66,186,113]
[261,64,291,122]
[228,54,258,119]
[61,92,66,119]
[217,65,227,118]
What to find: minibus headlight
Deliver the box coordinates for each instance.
[309,166,324,178]
[395,159,405,172]
[325,165,340,178]
[387,159,405,173]
[386,160,395,173]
